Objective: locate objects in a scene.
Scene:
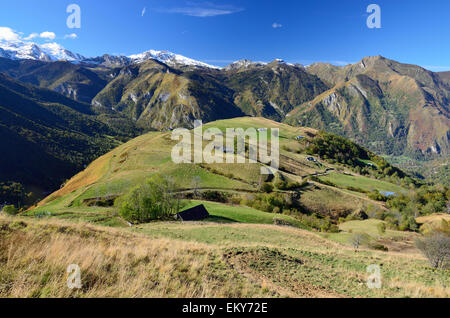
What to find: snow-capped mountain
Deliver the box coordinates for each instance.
[0,38,218,69]
[224,59,267,71]
[128,50,219,69]
[40,42,85,62]
[0,39,85,62]
[0,40,51,61]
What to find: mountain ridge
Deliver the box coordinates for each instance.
[0,44,448,186]
[287,55,450,159]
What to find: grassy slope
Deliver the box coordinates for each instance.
[19,118,446,298]
[319,172,405,193]
[36,117,391,214]
[183,200,308,229]
[1,215,448,298]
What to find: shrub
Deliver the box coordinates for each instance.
[384,216,399,230]
[273,217,292,227]
[370,243,389,252]
[230,196,242,205]
[377,222,386,235]
[2,205,18,216]
[115,175,179,224]
[260,183,274,193]
[368,191,388,202]
[349,208,369,221]
[415,232,450,269]
[329,224,340,233]
[202,191,229,203]
[346,186,367,193]
[296,213,335,233]
[350,233,369,250]
[399,216,419,232]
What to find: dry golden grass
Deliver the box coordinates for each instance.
[0,216,268,298]
[416,214,450,225]
[1,215,448,298]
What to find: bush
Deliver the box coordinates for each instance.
[346,186,367,193]
[273,217,293,227]
[377,222,386,235]
[115,175,179,224]
[201,191,229,203]
[350,233,369,250]
[296,213,335,233]
[260,183,274,193]
[416,232,450,269]
[368,191,388,202]
[370,243,389,252]
[384,216,399,230]
[329,224,340,233]
[2,205,18,216]
[399,216,419,232]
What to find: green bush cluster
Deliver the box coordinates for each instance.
[306,131,368,166]
[305,131,418,187]
[242,192,296,213]
[387,185,449,217]
[295,213,338,233]
[367,191,389,202]
[115,175,180,224]
[2,205,18,216]
[275,179,307,191]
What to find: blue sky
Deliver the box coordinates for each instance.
[0,0,449,70]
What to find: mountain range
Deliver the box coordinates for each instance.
[0,38,449,194]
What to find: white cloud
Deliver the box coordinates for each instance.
[0,27,61,43]
[142,7,146,17]
[159,2,243,17]
[40,31,56,40]
[24,33,39,40]
[272,23,283,29]
[64,33,78,39]
[0,27,21,41]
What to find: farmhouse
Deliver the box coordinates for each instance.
[177,204,210,221]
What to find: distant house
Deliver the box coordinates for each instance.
[296,136,305,140]
[177,204,210,221]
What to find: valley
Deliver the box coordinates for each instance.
[0,43,448,299]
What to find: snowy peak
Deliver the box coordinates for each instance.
[224,59,268,71]
[0,40,50,61]
[0,38,217,69]
[40,43,85,62]
[0,39,84,62]
[81,54,132,67]
[128,50,219,69]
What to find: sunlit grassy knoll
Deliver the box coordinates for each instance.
[0,216,269,298]
[298,184,380,218]
[1,214,448,298]
[183,200,307,228]
[319,172,406,193]
[416,214,450,226]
